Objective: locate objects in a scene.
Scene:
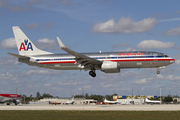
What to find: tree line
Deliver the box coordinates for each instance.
[21,92,179,103]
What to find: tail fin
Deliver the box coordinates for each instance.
[12,26,52,56]
[72,96,74,101]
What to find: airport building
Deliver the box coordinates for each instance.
[39,97,97,105]
[113,95,158,100]
[117,99,145,105]
[173,98,180,103]
[112,95,159,105]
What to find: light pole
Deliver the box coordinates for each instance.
[160,88,162,104]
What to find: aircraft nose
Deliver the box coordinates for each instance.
[170,58,175,63]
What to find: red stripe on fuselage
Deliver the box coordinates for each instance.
[38,58,175,64]
[0,94,20,98]
[110,58,175,62]
[39,61,76,64]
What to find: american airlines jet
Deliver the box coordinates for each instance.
[0,94,21,105]
[104,98,120,104]
[145,98,161,104]
[8,26,175,77]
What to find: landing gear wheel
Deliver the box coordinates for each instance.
[92,72,96,77]
[157,71,160,74]
[89,71,93,76]
[89,71,96,77]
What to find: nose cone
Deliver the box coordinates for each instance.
[170,58,175,64]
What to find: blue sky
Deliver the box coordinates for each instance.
[0,0,180,97]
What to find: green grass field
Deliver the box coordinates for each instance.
[0,111,180,120]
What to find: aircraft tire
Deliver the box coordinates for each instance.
[92,72,96,77]
[89,71,93,76]
[89,71,96,77]
[157,71,160,74]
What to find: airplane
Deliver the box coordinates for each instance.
[104,98,120,104]
[7,26,175,77]
[0,94,22,105]
[61,96,74,105]
[145,98,161,104]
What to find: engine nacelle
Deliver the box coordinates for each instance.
[13,99,20,105]
[101,61,120,73]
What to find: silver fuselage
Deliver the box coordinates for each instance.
[0,95,22,103]
[19,51,175,71]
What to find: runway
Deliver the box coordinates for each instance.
[0,104,180,111]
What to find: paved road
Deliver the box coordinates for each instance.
[0,104,180,111]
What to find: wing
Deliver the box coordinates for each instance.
[57,37,102,68]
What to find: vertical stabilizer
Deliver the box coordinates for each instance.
[12,26,52,56]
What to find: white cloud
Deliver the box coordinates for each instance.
[166,75,180,81]
[83,85,92,89]
[58,80,81,86]
[160,18,180,22]
[157,74,165,80]
[0,56,19,68]
[26,69,61,75]
[136,40,174,49]
[92,17,158,33]
[44,83,51,87]
[24,22,54,30]
[165,26,180,36]
[25,23,39,29]
[175,59,180,65]
[134,78,148,84]
[0,37,57,50]
[1,0,40,12]
[0,38,17,49]
[0,72,17,81]
[103,84,113,88]
[35,38,58,50]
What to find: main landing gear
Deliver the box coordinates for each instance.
[89,70,96,77]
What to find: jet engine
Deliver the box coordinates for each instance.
[13,99,20,105]
[101,61,120,73]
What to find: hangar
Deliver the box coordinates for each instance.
[39,97,97,105]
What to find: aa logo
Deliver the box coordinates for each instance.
[19,39,33,51]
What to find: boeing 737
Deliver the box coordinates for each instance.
[0,94,21,105]
[7,26,175,77]
[145,98,161,104]
[104,98,120,104]
[61,97,74,105]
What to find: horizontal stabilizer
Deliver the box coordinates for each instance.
[7,52,30,59]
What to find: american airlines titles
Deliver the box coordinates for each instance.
[118,52,144,56]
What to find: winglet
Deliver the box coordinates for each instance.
[57,37,65,48]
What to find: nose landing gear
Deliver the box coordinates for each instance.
[156,66,165,74]
[157,71,160,74]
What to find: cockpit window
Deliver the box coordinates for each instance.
[162,54,168,57]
